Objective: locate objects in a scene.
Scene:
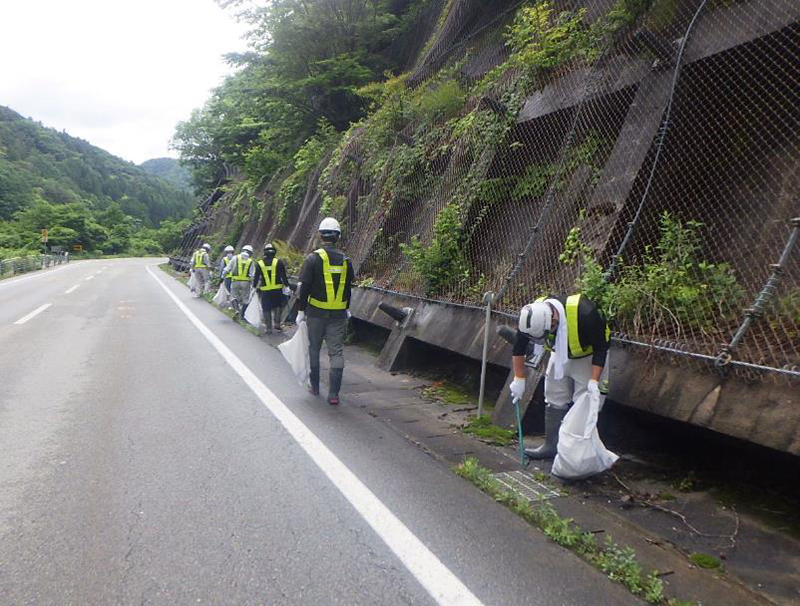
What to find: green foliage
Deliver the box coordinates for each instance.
[0,106,194,225]
[689,552,721,570]
[413,79,466,122]
[172,0,431,192]
[277,122,339,225]
[138,158,193,192]
[400,204,466,296]
[455,457,669,604]
[564,212,745,335]
[462,416,515,446]
[272,239,305,275]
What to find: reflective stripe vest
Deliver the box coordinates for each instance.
[230,254,252,281]
[308,248,348,310]
[257,258,282,291]
[535,294,610,359]
[193,250,208,269]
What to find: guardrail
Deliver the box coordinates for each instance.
[0,254,68,277]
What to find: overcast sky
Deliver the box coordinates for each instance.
[0,0,249,164]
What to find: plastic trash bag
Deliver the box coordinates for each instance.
[212,283,229,307]
[187,270,199,295]
[244,293,263,327]
[552,391,618,480]
[278,322,310,388]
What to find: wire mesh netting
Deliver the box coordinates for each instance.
[177,0,800,383]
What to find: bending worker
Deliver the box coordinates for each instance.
[191,243,212,297]
[510,293,610,459]
[296,218,355,406]
[254,243,290,334]
[225,244,255,319]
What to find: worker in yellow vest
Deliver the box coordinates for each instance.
[254,243,291,334]
[191,243,212,297]
[296,218,355,405]
[224,244,255,320]
[510,294,610,459]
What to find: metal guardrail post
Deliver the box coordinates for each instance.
[477,291,494,419]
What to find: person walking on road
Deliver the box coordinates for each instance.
[218,245,235,289]
[296,218,355,406]
[225,245,255,320]
[254,243,290,334]
[191,243,212,297]
[510,294,610,459]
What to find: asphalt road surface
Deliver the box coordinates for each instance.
[0,258,641,605]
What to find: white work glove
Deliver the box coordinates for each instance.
[282,286,291,296]
[346,310,352,319]
[509,377,526,401]
[296,311,306,324]
[587,380,600,399]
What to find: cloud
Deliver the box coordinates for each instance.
[0,0,249,163]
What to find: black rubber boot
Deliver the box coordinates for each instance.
[309,366,320,396]
[524,404,567,460]
[328,368,343,406]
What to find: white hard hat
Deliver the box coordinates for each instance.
[319,217,341,234]
[224,245,234,253]
[242,244,254,254]
[518,301,552,338]
[202,243,211,251]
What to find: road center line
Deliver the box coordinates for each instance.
[146,266,483,606]
[85,275,94,281]
[14,303,52,325]
[65,285,80,294]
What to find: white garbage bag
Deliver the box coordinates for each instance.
[552,391,618,480]
[187,270,199,295]
[212,283,229,307]
[244,293,263,327]
[278,322,310,388]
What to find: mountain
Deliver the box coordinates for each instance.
[0,105,194,257]
[0,105,195,224]
[139,157,193,192]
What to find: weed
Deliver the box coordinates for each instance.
[462,416,515,446]
[455,457,672,604]
[689,552,721,570]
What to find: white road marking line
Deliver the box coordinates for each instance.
[65,285,80,294]
[14,303,52,325]
[146,266,483,606]
[85,275,94,281]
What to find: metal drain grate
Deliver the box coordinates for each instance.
[492,470,561,502]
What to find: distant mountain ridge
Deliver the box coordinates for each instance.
[0,105,195,225]
[139,157,193,193]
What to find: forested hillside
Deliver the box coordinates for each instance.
[139,157,193,192]
[0,105,194,257]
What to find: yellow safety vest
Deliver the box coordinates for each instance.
[231,254,252,281]
[535,294,610,359]
[257,258,282,291]
[193,250,208,269]
[308,248,348,310]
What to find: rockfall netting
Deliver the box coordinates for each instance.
[179,0,800,383]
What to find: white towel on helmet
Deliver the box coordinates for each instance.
[545,298,569,381]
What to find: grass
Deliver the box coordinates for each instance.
[421,381,475,407]
[454,456,682,605]
[689,552,721,570]
[462,415,515,446]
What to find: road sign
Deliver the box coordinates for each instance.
[72,244,83,252]
[41,229,48,243]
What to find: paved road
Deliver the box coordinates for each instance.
[0,259,640,605]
